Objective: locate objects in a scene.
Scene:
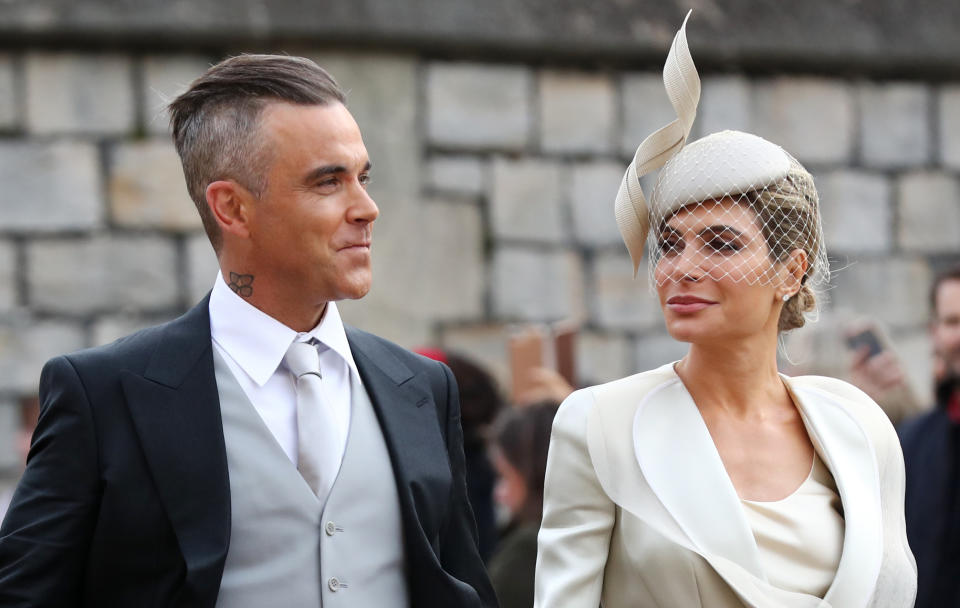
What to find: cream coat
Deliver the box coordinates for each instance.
[534,363,917,608]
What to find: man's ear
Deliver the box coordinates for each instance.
[206,180,252,238]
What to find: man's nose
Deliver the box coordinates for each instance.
[349,184,379,224]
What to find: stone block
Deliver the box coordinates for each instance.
[492,247,584,321]
[698,75,752,138]
[634,331,689,372]
[186,232,220,304]
[830,257,931,327]
[753,77,854,165]
[576,331,633,385]
[859,83,930,168]
[897,172,960,252]
[569,161,626,247]
[939,86,960,170]
[0,55,16,130]
[27,236,179,314]
[0,142,102,233]
[817,170,892,253]
[25,52,134,135]
[426,63,531,150]
[539,71,615,154]
[109,139,199,230]
[396,199,485,321]
[91,315,167,347]
[440,323,512,393]
[0,240,16,312]
[142,54,211,134]
[620,73,676,157]
[592,251,662,330]
[0,318,86,393]
[425,155,487,197]
[490,157,565,242]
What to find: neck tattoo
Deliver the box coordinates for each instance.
[228,272,254,298]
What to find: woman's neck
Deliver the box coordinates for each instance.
[675,331,789,421]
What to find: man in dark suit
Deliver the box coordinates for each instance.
[899,263,960,608]
[0,54,497,608]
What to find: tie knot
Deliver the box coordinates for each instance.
[284,340,321,379]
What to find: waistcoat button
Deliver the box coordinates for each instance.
[325,521,336,535]
[328,577,340,592]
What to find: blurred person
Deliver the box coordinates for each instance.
[0,55,496,607]
[488,401,559,608]
[418,347,504,561]
[534,14,915,608]
[898,263,960,607]
[514,367,575,407]
[845,321,926,425]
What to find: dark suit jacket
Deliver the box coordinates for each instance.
[899,404,960,608]
[0,297,497,608]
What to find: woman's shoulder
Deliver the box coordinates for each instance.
[786,374,899,448]
[557,363,680,428]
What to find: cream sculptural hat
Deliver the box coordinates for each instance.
[614,11,828,290]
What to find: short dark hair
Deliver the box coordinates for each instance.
[168,54,346,253]
[930,263,960,316]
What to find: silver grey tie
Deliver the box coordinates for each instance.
[283,339,337,499]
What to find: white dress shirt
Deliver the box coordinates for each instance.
[208,272,357,467]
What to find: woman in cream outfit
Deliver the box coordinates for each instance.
[534,13,917,608]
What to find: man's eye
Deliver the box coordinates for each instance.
[359,173,372,187]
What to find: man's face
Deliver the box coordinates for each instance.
[246,101,378,305]
[932,279,960,380]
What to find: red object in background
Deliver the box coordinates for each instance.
[414,347,449,365]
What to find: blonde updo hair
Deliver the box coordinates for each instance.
[743,160,824,332]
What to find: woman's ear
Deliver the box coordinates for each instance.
[206,180,253,239]
[783,248,809,294]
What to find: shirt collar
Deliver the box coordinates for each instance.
[209,272,359,386]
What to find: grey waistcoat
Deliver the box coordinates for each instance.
[212,348,409,607]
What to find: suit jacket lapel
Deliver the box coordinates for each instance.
[345,327,450,543]
[120,296,230,599]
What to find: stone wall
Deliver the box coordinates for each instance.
[1,7,960,475]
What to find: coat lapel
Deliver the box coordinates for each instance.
[630,374,765,578]
[120,296,231,599]
[345,327,450,543]
[785,380,884,608]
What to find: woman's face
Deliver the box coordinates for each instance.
[492,447,528,518]
[654,198,788,344]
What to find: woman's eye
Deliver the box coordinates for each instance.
[658,239,681,255]
[707,238,741,253]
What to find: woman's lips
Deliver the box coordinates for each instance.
[666,295,715,313]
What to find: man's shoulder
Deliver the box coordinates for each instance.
[58,299,211,377]
[897,406,946,447]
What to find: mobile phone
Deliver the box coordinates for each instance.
[845,328,884,358]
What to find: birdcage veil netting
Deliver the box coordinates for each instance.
[646,131,828,290]
[614,11,829,295]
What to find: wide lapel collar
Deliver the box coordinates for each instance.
[784,379,883,608]
[631,372,765,579]
[345,327,447,539]
[119,295,230,598]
